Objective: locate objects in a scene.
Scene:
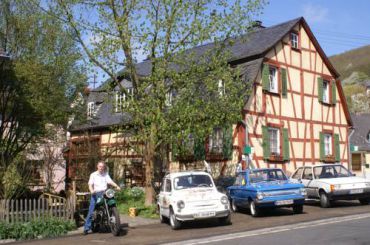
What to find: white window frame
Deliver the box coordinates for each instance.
[324,133,332,156]
[323,80,330,103]
[115,88,133,112]
[291,32,299,49]
[165,91,173,106]
[209,128,223,153]
[218,79,225,96]
[268,127,280,155]
[87,102,95,118]
[269,66,278,93]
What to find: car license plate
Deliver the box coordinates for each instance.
[275,199,294,206]
[194,211,215,218]
[350,189,363,194]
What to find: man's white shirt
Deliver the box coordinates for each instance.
[88,171,114,192]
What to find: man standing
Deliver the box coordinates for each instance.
[84,161,121,235]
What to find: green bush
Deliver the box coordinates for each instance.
[0,218,76,240]
[116,187,158,219]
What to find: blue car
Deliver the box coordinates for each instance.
[227,168,306,217]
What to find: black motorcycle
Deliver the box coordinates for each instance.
[91,189,121,236]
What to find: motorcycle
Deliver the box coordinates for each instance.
[91,188,121,236]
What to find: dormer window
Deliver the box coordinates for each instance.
[115,88,133,112]
[87,102,95,118]
[218,80,225,96]
[290,32,299,49]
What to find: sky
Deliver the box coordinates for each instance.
[259,0,370,57]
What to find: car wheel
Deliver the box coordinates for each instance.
[158,206,167,223]
[320,192,331,208]
[249,201,260,217]
[231,199,238,213]
[218,214,231,226]
[359,198,370,205]
[293,205,303,214]
[169,208,181,230]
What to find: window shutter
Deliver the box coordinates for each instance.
[194,138,206,160]
[282,128,290,161]
[331,81,337,105]
[262,64,270,92]
[318,77,323,102]
[281,68,287,98]
[222,126,233,160]
[319,132,324,161]
[334,134,340,161]
[262,126,270,160]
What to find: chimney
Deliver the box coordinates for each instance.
[248,20,265,31]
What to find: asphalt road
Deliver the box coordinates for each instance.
[13,200,370,245]
[172,213,370,245]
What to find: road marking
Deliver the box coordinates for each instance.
[162,213,370,245]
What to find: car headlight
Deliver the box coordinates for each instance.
[300,188,307,196]
[256,192,264,200]
[330,184,341,192]
[105,189,115,198]
[221,196,228,205]
[177,200,185,209]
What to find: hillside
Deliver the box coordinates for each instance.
[330,45,370,80]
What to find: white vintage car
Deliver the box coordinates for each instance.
[291,164,370,208]
[157,171,231,230]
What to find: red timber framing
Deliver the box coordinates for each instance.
[237,19,352,172]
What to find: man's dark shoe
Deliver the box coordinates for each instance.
[83,230,89,235]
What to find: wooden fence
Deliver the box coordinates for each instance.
[0,195,75,223]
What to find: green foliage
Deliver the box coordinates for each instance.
[116,188,158,219]
[0,218,76,240]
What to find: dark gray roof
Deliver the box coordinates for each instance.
[350,113,370,151]
[73,17,306,131]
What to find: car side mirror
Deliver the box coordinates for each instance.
[297,178,302,183]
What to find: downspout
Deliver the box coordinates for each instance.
[348,127,355,172]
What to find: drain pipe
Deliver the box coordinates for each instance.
[348,127,355,172]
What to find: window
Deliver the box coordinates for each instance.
[302,168,313,180]
[209,128,223,153]
[367,131,370,143]
[290,32,299,49]
[218,80,225,96]
[292,167,303,179]
[268,127,280,155]
[165,91,173,106]
[164,178,172,192]
[115,88,133,112]
[322,80,330,103]
[324,133,332,156]
[87,102,95,118]
[269,66,278,93]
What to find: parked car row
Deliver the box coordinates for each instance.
[157,164,370,230]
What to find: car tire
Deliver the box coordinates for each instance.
[169,208,181,230]
[359,198,370,205]
[293,205,303,214]
[320,192,331,208]
[231,199,238,213]
[218,214,231,226]
[249,201,260,217]
[158,206,167,223]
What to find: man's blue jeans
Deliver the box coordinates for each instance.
[84,192,104,232]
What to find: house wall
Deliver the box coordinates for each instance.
[242,23,350,175]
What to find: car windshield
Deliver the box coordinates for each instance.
[249,169,287,183]
[313,165,351,179]
[174,174,213,190]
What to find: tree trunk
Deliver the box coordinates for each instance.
[144,127,156,206]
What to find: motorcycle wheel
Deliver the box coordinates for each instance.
[91,211,101,233]
[109,207,121,236]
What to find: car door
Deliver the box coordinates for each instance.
[229,173,243,205]
[301,167,316,198]
[159,178,172,217]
